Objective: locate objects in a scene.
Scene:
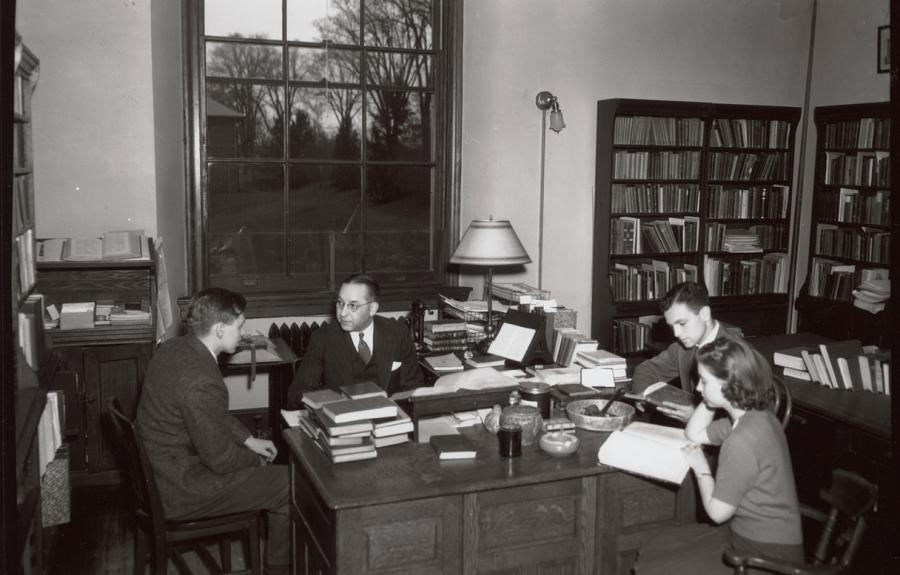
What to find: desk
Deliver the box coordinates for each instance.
[286,426,696,575]
[747,333,894,572]
[222,338,298,461]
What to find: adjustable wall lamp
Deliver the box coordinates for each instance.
[535,91,565,290]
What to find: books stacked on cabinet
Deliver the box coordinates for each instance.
[290,383,413,463]
[773,340,891,394]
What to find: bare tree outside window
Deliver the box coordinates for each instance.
[188,0,456,304]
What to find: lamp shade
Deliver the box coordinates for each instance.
[450,219,531,267]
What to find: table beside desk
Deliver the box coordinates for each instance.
[748,333,893,572]
[285,425,696,575]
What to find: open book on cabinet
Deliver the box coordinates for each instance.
[591,99,800,355]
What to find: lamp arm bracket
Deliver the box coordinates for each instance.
[535,91,557,111]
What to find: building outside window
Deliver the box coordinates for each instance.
[185,0,460,312]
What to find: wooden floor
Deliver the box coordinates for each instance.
[48,484,251,574]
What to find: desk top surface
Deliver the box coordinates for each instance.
[747,333,891,439]
[284,425,619,511]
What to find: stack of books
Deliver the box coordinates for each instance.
[552,328,598,366]
[573,348,629,387]
[852,275,889,314]
[423,319,468,352]
[490,282,551,304]
[293,382,413,463]
[773,341,891,395]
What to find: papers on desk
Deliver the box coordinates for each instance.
[439,295,509,321]
[410,368,517,397]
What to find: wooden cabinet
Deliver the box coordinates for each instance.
[36,256,157,484]
[592,99,800,355]
[796,102,891,346]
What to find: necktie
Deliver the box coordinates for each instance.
[358,332,372,364]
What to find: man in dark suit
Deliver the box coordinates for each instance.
[137,288,289,575]
[288,274,423,405]
[631,281,724,422]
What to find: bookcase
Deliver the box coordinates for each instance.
[795,103,891,346]
[592,99,801,355]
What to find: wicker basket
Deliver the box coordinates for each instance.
[566,399,634,432]
[41,444,71,527]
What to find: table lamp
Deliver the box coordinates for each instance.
[449,218,531,353]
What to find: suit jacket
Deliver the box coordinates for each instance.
[288,315,423,406]
[136,335,261,518]
[630,340,698,395]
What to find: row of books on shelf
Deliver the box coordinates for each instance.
[774,340,891,395]
[609,260,698,303]
[705,224,785,253]
[611,316,661,354]
[291,382,414,463]
[818,188,890,225]
[17,294,44,372]
[709,118,793,150]
[613,150,701,180]
[609,216,699,255]
[613,116,704,146]
[610,183,701,214]
[12,174,34,236]
[815,225,891,264]
[15,227,36,302]
[706,185,788,220]
[36,230,150,262]
[46,301,152,330]
[707,151,791,181]
[822,151,890,187]
[822,117,890,149]
[807,260,888,302]
[704,253,789,296]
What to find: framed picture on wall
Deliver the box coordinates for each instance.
[877,25,890,74]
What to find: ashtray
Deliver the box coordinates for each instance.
[566,399,635,432]
[538,431,580,457]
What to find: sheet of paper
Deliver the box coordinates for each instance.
[488,323,535,361]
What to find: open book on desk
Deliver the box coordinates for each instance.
[409,368,517,397]
[597,422,693,484]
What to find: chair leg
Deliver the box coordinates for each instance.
[133,529,148,575]
[152,536,169,575]
[220,537,232,572]
[248,519,262,575]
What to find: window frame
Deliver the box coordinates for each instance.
[182,0,463,316]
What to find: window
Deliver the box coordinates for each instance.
[185,0,461,312]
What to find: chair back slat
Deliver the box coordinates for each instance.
[105,399,169,544]
[812,469,878,567]
[770,375,792,429]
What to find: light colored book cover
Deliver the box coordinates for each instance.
[597,422,692,484]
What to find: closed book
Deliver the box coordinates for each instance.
[812,354,834,388]
[575,348,627,367]
[331,450,378,464]
[301,389,345,410]
[372,410,414,438]
[464,353,506,368]
[340,380,387,400]
[320,437,375,457]
[322,396,398,424]
[835,358,862,392]
[800,350,821,384]
[429,434,477,460]
[424,353,465,372]
[310,408,375,437]
[624,381,694,408]
[773,346,811,371]
[857,355,873,392]
[818,340,863,391]
[372,434,410,448]
[782,367,811,381]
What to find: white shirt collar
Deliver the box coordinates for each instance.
[351,321,375,349]
[698,320,720,348]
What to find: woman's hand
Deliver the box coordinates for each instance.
[681,443,711,475]
[244,436,277,464]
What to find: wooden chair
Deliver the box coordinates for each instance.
[771,375,793,429]
[105,399,262,575]
[724,469,878,574]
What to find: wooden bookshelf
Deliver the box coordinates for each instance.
[796,102,891,346]
[592,99,801,354]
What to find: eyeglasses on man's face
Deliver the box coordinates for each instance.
[335,299,371,313]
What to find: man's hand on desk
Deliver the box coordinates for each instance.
[244,436,277,464]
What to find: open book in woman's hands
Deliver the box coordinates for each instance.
[624,381,694,409]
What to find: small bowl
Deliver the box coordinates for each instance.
[566,399,635,432]
[538,431,580,457]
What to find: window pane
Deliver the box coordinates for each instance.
[287,0,360,45]
[289,47,361,84]
[206,83,285,158]
[364,0,433,50]
[366,52,432,89]
[208,163,285,275]
[289,164,363,275]
[365,165,432,271]
[289,88,362,160]
[366,89,432,161]
[205,0,282,40]
[206,42,283,80]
